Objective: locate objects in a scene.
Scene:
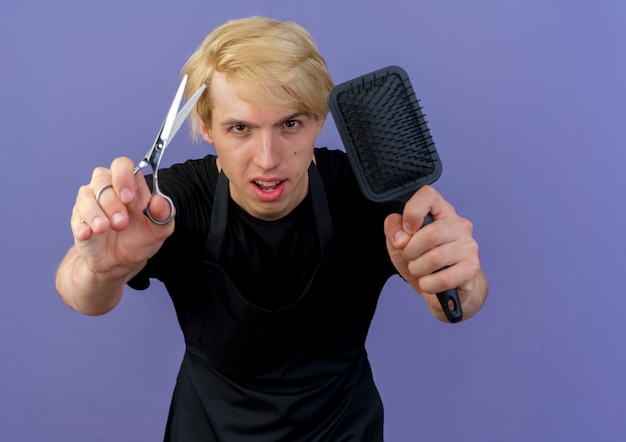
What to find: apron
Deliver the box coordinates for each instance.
[165,163,384,441]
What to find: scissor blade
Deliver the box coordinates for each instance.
[168,83,207,142]
[159,74,189,146]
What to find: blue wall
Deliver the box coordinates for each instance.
[1,0,625,440]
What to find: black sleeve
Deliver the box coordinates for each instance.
[127,155,218,290]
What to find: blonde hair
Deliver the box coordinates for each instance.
[182,16,334,140]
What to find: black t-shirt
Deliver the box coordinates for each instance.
[130,147,401,330]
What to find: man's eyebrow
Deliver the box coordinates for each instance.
[282,111,304,121]
[218,112,306,128]
[219,118,251,128]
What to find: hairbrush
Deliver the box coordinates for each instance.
[329,65,462,323]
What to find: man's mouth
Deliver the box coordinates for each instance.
[254,180,282,192]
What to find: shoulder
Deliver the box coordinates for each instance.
[162,155,218,187]
[158,154,219,231]
[313,147,354,191]
[159,155,218,199]
[313,146,373,213]
[313,147,403,218]
[314,147,349,172]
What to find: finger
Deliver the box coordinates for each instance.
[418,256,480,296]
[384,213,411,249]
[146,194,176,225]
[110,157,140,204]
[407,239,460,279]
[93,180,130,231]
[93,158,144,230]
[402,185,455,233]
[71,206,94,242]
[126,169,154,215]
[90,171,128,233]
[75,183,112,234]
[399,216,455,262]
[407,227,479,285]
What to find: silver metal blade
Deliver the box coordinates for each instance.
[160,74,189,146]
[168,82,207,143]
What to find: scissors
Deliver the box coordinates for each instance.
[96,75,206,224]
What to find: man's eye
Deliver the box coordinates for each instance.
[284,120,298,128]
[232,124,246,133]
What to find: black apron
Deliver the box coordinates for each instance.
[165,164,384,441]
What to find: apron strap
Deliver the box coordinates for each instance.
[204,170,229,263]
[204,162,334,262]
[308,162,335,256]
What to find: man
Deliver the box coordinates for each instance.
[56,16,488,441]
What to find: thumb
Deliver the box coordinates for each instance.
[146,194,176,225]
[384,213,411,249]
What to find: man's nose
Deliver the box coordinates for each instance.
[255,130,280,169]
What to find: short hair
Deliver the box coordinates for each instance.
[182,16,334,140]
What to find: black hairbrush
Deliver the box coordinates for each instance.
[329,65,462,323]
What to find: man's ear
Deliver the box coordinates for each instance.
[199,119,213,145]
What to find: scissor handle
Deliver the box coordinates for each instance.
[133,164,175,225]
[143,193,175,225]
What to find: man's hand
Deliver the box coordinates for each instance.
[384,185,488,322]
[56,157,174,315]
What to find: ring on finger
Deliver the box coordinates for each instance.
[95,183,114,205]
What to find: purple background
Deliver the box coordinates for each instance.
[1,0,625,440]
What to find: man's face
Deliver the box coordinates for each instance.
[201,73,324,221]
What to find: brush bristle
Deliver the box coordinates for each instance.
[330,66,441,201]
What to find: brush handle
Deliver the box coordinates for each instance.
[423,214,463,323]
